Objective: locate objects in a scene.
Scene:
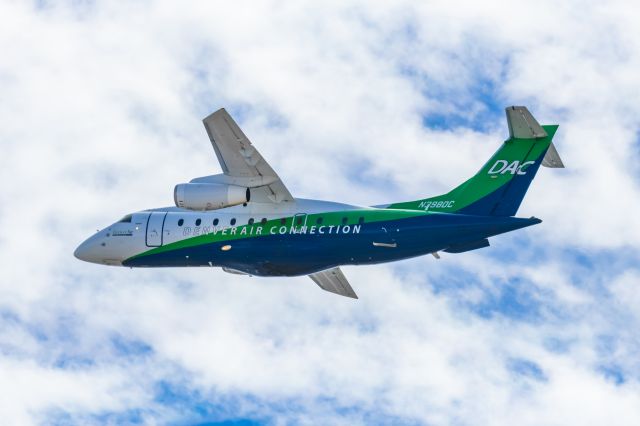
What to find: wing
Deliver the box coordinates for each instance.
[309,267,358,299]
[202,108,294,203]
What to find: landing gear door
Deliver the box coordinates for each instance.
[146,212,167,247]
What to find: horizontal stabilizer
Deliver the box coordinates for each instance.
[506,106,547,139]
[542,142,565,168]
[443,238,490,253]
[309,267,358,299]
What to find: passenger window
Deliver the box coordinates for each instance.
[358,217,365,224]
[341,217,348,225]
[261,218,267,225]
[195,218,201,226]
[178,219,184,226]
[213,218,219,226]
[316,217,323,225]
[296,217,303,225]
[230,218,236,225]
[280,218,287,225]
[248,218,254,225]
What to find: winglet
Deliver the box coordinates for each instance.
[309,267,358,299]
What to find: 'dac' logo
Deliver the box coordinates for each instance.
[488,160,535,175]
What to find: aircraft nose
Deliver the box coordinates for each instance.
[74,234,103,264]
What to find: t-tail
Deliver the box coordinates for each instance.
[387,106,564,216]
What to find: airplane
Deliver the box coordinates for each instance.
[75,106,564,299]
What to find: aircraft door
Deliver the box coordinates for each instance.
[146,212,167,247]
[292,213,308,233]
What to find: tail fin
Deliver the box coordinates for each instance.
[388,106,564,216]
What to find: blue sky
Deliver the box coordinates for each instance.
[1,0,640,425]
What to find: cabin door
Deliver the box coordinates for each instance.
[146,212,167,247]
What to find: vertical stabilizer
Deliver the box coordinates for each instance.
[387,106,563,217]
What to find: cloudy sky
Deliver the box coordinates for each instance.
[1,0,640,424]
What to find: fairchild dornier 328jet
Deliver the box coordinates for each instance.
[75,106,564,299]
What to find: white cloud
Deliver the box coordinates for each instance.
[1,0,640,424]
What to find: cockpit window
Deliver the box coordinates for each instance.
[118,214,133,223]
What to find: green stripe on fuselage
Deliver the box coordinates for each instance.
[128,208,426,260]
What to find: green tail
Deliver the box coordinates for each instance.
[387,107,563,217]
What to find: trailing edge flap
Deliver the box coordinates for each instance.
[443,239,490,253]
[506,106,547,139]
[542,142,565,168]
[309,267,358,299]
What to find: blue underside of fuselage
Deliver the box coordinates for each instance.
[122,214,541,276]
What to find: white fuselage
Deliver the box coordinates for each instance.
[74,198,368,266]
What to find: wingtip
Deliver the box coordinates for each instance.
[529,216,543,224]
[202,107,227,122]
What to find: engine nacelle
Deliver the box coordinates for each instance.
[174,183,249,211]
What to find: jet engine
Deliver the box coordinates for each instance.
[174,183,249,210]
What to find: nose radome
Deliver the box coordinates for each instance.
[73,245,83,260]
[74,235,103,264]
